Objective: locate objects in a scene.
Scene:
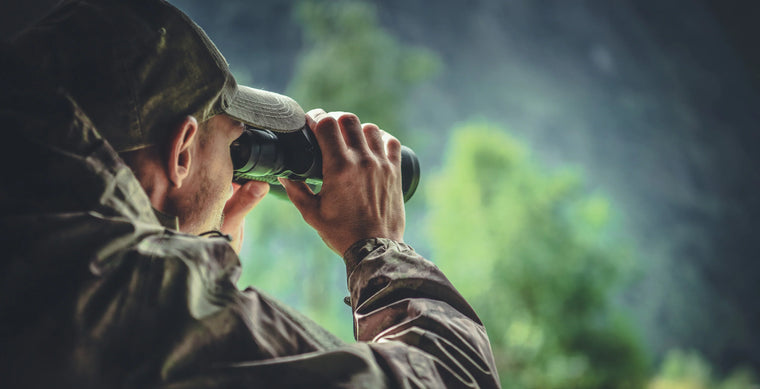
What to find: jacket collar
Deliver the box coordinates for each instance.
[152,207,180,231]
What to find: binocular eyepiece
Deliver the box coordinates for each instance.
[230,127,420,202]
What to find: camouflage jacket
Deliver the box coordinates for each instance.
[0,52,500,388]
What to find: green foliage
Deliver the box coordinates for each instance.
[427,122,648,388]
[238,194,354,340]
[649,349,758,389]
[287,0,441,140]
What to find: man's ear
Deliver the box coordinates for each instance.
[167,116,198,189]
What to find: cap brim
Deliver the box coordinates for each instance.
[223,85,306,132]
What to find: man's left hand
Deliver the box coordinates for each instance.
[221,180,270,253]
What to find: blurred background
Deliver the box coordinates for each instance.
[4,0,760,387]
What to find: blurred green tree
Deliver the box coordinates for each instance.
[238,0,441,341]
[286,0,440,142]
[427,122,649,388]
[649,349,758,389]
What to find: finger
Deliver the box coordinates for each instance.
[307,108,327,117]
[222,181,269,228]
[306,108,326,129]
[363,124,385,157]
[278,178,317,215]
[330,112,368,152]
[308,112,347,159]
[386,136,402,166]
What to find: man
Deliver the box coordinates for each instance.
[1,0,500,387]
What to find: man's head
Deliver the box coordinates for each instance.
[120,114,246,234]
[12,0,300,232]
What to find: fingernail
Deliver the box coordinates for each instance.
[307,108,326,118]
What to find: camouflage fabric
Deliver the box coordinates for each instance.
[0,50,500,388]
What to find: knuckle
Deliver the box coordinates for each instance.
[362,123,380,134]
[386,136,401,149]
[337,112,360,127]
[381,159,395,172]
[315,115,339,132]
[358,156,377,169]
[385,162,401,180]
[330,159,351,174]
[378,164,393,178]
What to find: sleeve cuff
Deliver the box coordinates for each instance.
[342,238,412,275]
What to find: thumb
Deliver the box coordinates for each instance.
[278,178,316,213]
[222,181,269,229]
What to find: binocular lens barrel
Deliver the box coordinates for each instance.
[231,127,420,202]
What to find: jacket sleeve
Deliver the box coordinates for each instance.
[159,238,501,389]
[345,238,500,388]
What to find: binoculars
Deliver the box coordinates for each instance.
[231,126,420,202]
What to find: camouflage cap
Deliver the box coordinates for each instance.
[12,0,305,152]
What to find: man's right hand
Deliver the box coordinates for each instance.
[279,109,406,257]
